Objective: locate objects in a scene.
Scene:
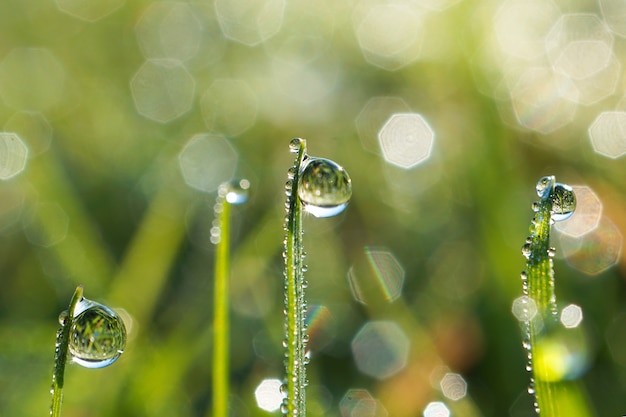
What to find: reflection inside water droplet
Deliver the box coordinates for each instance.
[551,183,576,222]
[536,176,555,199]
[289,138,303,153]
[297,157,352,218]
[69,297,127,368]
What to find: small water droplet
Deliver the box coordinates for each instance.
[531,201,540,212]
[225,179,250,204]
[536,176,554,199]
[551,183,576,222]
[289,138,303,153]
[547,247,556,258]
[297,157,352,218]
[58,310,69,326]
[69,297,126,368]
[521,243,532,259]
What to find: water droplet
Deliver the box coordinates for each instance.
[531,201,540,212]
[521,243,532,259]
[69,297,126,368]
[225,179,250,204]
[551,183,576,222]
[536,176,554,199]
[58,310,69,326]
[297,157,352,218]
[547,247,556,258]
[289,138,303,153]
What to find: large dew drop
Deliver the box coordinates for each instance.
[297,157,352,218]
[69,297,127,369]
[551,183,576,222]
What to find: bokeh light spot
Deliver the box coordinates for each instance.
[493,0,561,60]
[423,401,450,417]
[130,59,195,123]
[588,111,626,158]
[355,97,411,155]
[354,4,424,71]
[545,14,614,80]
[200,79,258,136]
[509,67,578,134]
[512,296,538,322]
[560,304,583,328]
[55,0,124,22]
[135,2,201,62]
[0,132,28,180]
[0,48,66,111]
[3,112,52,157]
[566,54,620,106]
[554,185,602,238]
[215,0,286,46]
[254,378,283,412]
[178,134,238,193]
[378,113,434,168]
[600,0,626,37]
[439,372,467,401]
[351,320,410,379]
[339,389,388,417]
[564,216,622,276]
[22,203,70,247]
[347,247,405,305]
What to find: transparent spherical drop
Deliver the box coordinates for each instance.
[536,176,555,199]
[551,183,576,222]
[289,138,303,153]
[297,157,352,218]
[69,298,127,368]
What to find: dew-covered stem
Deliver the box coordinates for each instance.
[521,176,593,417]
[50,285,83,417]
[210,180,249,417]
[283,139,308,417]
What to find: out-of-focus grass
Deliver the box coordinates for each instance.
[0,1,625,417]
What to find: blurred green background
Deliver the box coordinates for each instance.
[1,0,626,416]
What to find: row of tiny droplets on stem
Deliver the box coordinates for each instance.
[281,138,309,417]
[520,176,576,414]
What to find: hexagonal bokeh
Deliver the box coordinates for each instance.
[0,132,29,180]
[135,2,201,62]
[493,0,561,60]
[561,304,583,329]
[351,320,410,379]
[0,48,66,110]
[439,372,467,401]
[55,0,124,22]
[554,185,602,238]
[200,79,258,136]
[588,111,626,159]
[215,0,286,46]
[509,67,578,134]
[511,295,538,322]
[22,202,70,247]
[4,111,53,157]
[378,113,434,168]
[354,3,424,71]
[339,389,388,417]
[347,246,405,305]
[564,216,622,276]
[130,59,195,123]
[355,97,411,155]
[601,0,626,37]
[178,134,238,193]
[423,401,450,417]
[566,54,620,106]
[545,14,614,80]
[254,378,283,412]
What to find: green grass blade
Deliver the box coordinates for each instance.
[212,187,232,417]
[50,285,83,417]
[521,176,594,417]
[283,139,308,417]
